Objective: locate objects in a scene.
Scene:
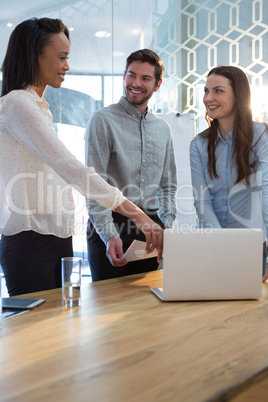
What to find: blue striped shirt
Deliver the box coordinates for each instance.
[190,122,268,239]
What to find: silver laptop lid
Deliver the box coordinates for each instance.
[160,228,263,301]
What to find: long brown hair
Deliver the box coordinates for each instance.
[202,65,257,185]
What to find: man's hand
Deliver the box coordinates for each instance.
[262,270,268,282]
[106,236,128,267]
[114,200,164,263]
[131,214,164,263]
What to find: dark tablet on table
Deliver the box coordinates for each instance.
[2,297,46,310]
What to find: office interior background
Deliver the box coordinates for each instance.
[1,0,268,266]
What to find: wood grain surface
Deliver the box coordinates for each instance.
[1,270,268,402]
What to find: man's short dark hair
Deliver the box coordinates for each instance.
[125,49,165,84]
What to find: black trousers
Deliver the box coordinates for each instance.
[87,211,165,282]
[263,241,267,276]
[0,231,73,296]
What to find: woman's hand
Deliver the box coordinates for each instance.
[132,212,164,263]
[114,200,164,263]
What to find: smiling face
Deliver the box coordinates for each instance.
[37,32,70,97]
[123,61,162,112]
[203,74,236,132]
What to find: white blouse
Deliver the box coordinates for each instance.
[0,87,126,237]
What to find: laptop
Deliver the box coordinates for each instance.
[151,228,263,301]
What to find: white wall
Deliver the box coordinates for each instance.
[159,113,196,228]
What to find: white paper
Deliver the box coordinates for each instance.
[122,240,158,262]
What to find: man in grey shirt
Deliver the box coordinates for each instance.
[85,49,177,281]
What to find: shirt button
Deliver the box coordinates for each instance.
[142,159,145,163]
[141,179,144,182]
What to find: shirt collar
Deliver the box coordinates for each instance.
[27,86,49,109]
[119,96,149,119]
[217,127,233,143]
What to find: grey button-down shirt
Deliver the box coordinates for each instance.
[85,96,177,244]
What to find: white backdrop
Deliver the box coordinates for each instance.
[159,113,196,228]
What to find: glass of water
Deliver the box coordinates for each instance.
[61,257,82,306]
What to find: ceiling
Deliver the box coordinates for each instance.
[0,0,153,75]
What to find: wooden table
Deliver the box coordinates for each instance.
[1,270,268,402]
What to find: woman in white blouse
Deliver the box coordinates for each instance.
[0,17,163,296]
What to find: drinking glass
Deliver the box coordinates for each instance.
[61,257,82,306]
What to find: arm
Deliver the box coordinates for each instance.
[85,112,164,264]
[3,90,125,211]
[4,91,163,260]
[102,200,165,266]
[256,125,268,239]
[189,138,221,228]
[85,111,128,266]
[158,133,177,228]
[114,200,163,263]
[254,124,268,281]
[85,111,121,245]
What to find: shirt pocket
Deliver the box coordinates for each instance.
[153,143,165,168]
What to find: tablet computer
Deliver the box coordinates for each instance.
[2,297,46,310]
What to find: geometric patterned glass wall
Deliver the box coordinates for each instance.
[153,0,268,133]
